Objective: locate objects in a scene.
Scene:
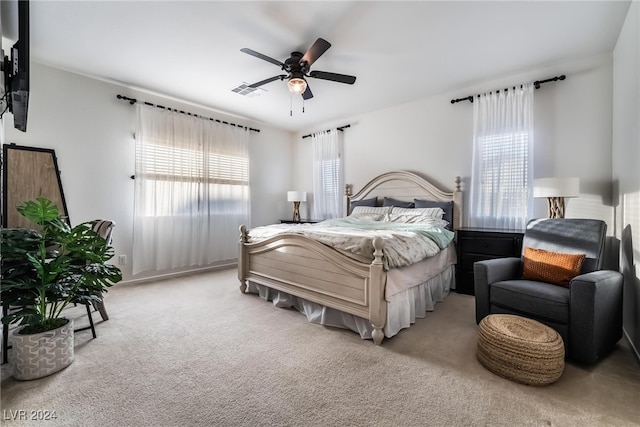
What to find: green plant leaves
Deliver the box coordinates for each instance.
[17,198,61,226]
[1,198,122,332]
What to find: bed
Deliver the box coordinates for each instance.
[238,171,462,344]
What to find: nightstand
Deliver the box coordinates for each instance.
[456,227,524,295]
[279,219,321,224]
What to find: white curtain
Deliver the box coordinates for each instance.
[312,129,344,220]
[468,83,534,230]
[133,104,250,275]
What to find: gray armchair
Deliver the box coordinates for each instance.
[474,218,623,365]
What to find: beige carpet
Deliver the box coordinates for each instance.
[1,268,639,427]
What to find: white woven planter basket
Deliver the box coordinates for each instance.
[12,319,74,381]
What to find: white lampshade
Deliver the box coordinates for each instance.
[533,177,580,198]
[288,77,307,95]
[287,191,307,202]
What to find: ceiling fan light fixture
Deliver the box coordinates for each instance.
[288,77,307,95]
[241,38,355,102]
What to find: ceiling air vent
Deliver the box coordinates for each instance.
[231,83,265,97]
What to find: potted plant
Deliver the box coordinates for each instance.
[1,198,122,380]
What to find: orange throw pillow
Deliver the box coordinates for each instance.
[522,247,586,288]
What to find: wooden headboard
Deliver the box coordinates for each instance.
[344,171,462,231]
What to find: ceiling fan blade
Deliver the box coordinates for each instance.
[241,48,285,68]
[308,70,356,85]
[301,38,331,67]
[248,75,287,88]
[302,84,313,100]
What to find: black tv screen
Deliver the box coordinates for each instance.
[3,0,29,132]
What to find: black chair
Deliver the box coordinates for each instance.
[59,219,116,338]
[89,220,115,321]
[474,218,623,365]
[73,219,116,335]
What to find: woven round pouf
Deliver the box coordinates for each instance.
[477,314,565,386]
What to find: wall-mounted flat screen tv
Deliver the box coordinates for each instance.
[2,0,29,132]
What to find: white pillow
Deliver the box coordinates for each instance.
[391,206,444,219]
[350,213,386,221]
[350,206,392,216]
[388,214,449,227]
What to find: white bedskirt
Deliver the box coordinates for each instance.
[246,264,455,340]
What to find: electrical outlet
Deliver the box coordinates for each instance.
[118,255,127,265]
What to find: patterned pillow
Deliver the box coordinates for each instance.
[522,247,586,287]
[350,206,392,217]
[348,197,377,214]
[388,214,449,227]
[414,199,454,229]
[350,213,386,221]
[391,206,444,219]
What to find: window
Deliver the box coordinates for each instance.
[136,143,249,217]
[476,131,530,218]
[321,156,341,207]
[133,104,250,274]
[312,130,344,219]
[469,84,534,230]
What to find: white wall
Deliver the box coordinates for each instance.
[0,51,624,289]
[2,63,293,283]
[613,0,640,361]
[293,54,616,231]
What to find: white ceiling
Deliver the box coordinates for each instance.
[1,1,631,132]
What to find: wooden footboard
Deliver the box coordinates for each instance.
[238,225,388,344]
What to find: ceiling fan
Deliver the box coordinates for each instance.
[240,37,356,100]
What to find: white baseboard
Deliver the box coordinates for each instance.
[117,262,237,287]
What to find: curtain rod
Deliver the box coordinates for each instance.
[301,124,351,139]
[116,95,260,133]
[450,75,566,104]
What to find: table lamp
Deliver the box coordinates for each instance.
[533,177,579,218]
[287,191,307,222]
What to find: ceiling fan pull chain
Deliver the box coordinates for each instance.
[290,94,293,117]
